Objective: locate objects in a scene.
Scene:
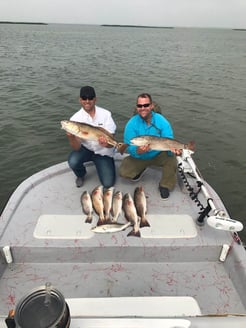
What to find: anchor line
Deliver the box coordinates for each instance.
[178,162,207,215]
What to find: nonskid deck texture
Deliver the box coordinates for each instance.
[0,155,246,319]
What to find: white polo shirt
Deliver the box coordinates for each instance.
[70,106,117,157]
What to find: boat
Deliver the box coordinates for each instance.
[0,149,246,327]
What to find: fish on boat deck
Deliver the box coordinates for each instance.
[80,190,93,224]
[91,222,131,233]
[134,186,150,228]
[122,193,141,237]
[91,185,105,226]
[103,187,114,222]
[111,191,123,223]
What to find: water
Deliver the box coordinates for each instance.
[0,24,245,241]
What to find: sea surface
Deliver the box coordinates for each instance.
[0,23,245,241]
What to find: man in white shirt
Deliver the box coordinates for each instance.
[66,86,117,188]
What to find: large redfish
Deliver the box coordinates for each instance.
[130,135,195,152]
[61,120,119,147]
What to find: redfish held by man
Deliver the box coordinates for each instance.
[61,120,121,148]
[130,135,195,152]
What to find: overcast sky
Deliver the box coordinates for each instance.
[0,0,245,28]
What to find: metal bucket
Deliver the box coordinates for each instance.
[14,284,70,328]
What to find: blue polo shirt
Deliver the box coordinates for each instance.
[124,111,174,159]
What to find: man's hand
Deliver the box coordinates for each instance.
[170,148,183,156]
[136,144,150,154]
[98,135,110,147]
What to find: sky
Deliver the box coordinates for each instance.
[0,0,245,29]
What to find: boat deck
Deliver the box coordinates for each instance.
[0,155,246,325]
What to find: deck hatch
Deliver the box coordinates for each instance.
[34,214,94,239]
[141,214,197,238]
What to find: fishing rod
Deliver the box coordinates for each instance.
[177,149,243,232]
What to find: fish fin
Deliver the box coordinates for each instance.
[140,218,150,228]
[96,126,115,138]
[105,218,113,224]
[97,219,105,226]
[187,140,196,151]
[85,216,93,224]
[127,229,141,238]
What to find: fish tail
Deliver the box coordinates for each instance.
[127,229,141,238]
[111,215,118,223]
[85,215,93,224]
[187,140,195,151]
[116,143,128,154]
[140,217,150,228]
[97,218,105,226]
[107,140,118,147]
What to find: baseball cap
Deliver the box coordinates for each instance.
[80,86,96,99]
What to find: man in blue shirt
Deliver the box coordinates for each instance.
[119,93,178,200]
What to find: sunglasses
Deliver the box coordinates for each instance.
[136,103,151,108]
[81,96,94,100]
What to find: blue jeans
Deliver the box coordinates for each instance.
[68,145,116,188]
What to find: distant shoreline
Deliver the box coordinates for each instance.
[101,24,174,29]
[0,21,48,25]
[1,22,244,30]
